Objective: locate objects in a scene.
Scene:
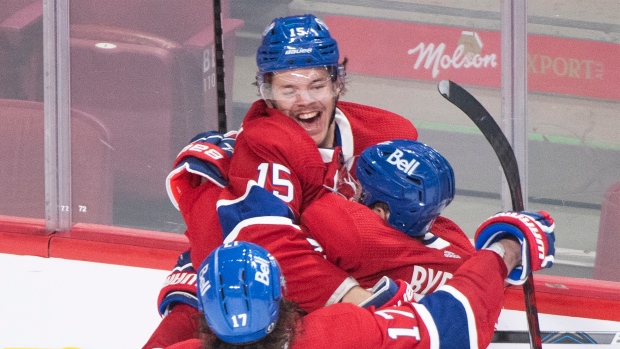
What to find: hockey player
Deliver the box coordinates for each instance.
[207,13,420,310]
[142,12,419,344]
[144,135,471,348]
[300,139,475,295]
[143,14,506,348]
[154,12,421,325]
[165,214,555,349]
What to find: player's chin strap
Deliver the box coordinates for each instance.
[359,276,414,309]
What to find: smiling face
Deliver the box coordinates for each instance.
[261,67,342,148]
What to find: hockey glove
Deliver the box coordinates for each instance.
[157,251,199,316]
[359,276,414,309]
[166,130,237,209]
[475,210,556,285]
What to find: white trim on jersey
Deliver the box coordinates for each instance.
[216,180,259,208]
[334,107,355,170]
[423,233,451,250]
[223,216,301,244]
[326,276,360,306]
[318,148,335,163]
[411,302,440,349]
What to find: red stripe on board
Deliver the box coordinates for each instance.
[0,215,50,257]
[503,275,620,322]
[49,237,185,270]
[0,232,50,257]
[0,215,188,270]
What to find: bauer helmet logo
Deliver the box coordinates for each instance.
[387,149,421,176]
[284,47,313,55]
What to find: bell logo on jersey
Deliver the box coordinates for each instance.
[386,149,420,176]
[252,256,271,286]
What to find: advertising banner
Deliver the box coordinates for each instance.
[324,15,619,101]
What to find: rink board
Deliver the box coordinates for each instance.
[1,218,619,348]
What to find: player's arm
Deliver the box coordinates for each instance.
[344,211,555,349]
[217,179,362,311]
[145,131,239,349]
[219,121,402,310]
[410,210,556,349]
[142,251,200,349]
[326,246,544,349]
[166,130,237,210]
[214,123,371,311]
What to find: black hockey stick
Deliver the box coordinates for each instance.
[493,331,620,345]
[212,0,227,134]
[437,80,542,349]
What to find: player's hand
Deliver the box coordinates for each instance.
[359,276,414,309]
[475,210,556,285]
[157,251,199,315]
[166,130,237,209]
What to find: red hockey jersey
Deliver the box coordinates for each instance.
[214,99,431,312]
[165,250,507,349]
[301,192,475,295]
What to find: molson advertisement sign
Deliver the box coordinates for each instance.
[324,15,619,101]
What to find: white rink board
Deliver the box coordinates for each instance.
[0,253,619,348]
[0,253,169,349]
[492,310,620,348]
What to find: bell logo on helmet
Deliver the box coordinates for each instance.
[253,256,272,286]
[386,149,421,176]
[198,263,211,297]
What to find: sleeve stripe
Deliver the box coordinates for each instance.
[223,216,301,244]
[437,285,478,349]
[411,302,440,349]
[216,180,260,208]
[326,276,359,306]
[217,180,297,240]
[172,261,193,272]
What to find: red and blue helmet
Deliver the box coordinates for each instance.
[256,14,340,75]
[355,140,455,237]
[197,241,283,344]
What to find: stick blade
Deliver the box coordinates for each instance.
[437,79,451,98]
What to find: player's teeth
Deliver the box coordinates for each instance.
[299,112,317,120]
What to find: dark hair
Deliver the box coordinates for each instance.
[369,201,390,214]
[200,300,303,349]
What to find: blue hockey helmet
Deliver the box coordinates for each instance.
[355,140,455,237]
[197,241,283,344]
[256,14,339,75]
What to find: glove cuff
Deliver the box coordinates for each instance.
[484,242,505,259]
[159,291,199,316]
[475,222,529,285]
[359,277,413,309]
